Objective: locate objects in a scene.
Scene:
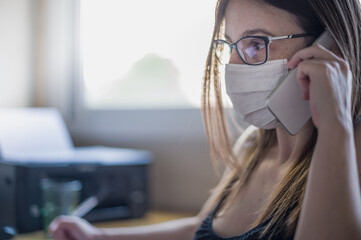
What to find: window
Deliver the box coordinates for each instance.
[80,0,217,109]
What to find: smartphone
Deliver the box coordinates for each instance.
[266,30,334,135]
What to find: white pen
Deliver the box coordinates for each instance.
[71,196,99,218]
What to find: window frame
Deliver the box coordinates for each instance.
[68,0,207,140]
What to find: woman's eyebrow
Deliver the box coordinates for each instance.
[243,28,275,37]
[224,28,276,42]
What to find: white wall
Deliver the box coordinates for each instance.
[0,0,32,107]
[32,0,76,116]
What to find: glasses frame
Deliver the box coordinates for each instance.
[214,33,313,66]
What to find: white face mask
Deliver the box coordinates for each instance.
[225,59,289,129]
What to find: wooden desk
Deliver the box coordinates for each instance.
[15,211,195,240]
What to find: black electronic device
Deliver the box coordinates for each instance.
[0,108,153,233]
[0,148,152,233]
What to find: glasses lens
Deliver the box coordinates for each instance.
[213,40,231,64]
[237,37,267,65]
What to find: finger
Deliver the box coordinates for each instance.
[296,66,310,100]
[48,217,61,234]
[288,44,342,68]
[49,216,78,239]
[296,59,328,100]
[49,216,69,235]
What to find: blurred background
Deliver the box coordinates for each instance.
[0,0,221,214]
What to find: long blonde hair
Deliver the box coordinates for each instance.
[202,0,361,238]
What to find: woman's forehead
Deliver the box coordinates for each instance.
[224,0,303,42]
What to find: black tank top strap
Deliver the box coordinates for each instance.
[210,194,228,218]
[355,114,361,126]
[194,193,293,240]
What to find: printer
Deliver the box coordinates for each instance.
[0,108,153,233]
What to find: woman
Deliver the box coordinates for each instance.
[49,0,361,239]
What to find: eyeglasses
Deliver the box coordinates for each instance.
[213,33,313,65]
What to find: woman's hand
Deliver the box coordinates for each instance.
[287,44,353,132]
[48,215,104,240]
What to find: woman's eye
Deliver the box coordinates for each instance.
[250,40,265,51]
